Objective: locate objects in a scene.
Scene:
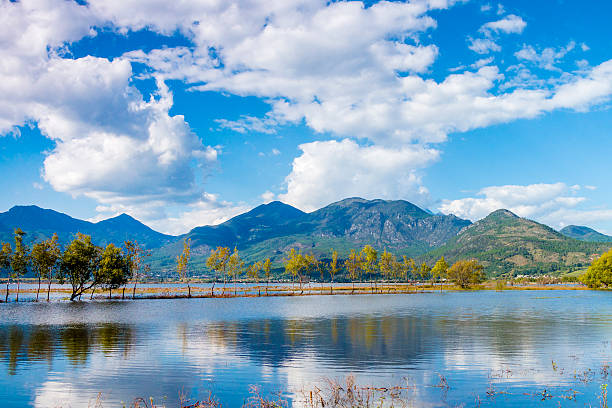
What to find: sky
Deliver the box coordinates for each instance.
[1,0,612,235]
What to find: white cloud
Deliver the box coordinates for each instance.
[515,41,576,71]
[0,0,217,231]
[3,0,612,227]
[480,14,526,35]
[279,139,438,212]
[261,191,276,203]
[93,192,248,235]
[439,182,612,230]
[216,115,278,135]
[271,148,281,156]
[439,183,580,221]
[468,38,501,54]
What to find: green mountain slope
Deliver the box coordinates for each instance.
[560,225,612,243]
[424,209,610,276]
[151,198,472,275]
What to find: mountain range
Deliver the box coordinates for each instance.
[0,199,610,277]
[0,205,173,249]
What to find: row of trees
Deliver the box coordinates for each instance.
[0,229,150,302]
[0,227,488,302]
[199,243,486,295]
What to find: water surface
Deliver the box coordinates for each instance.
[1,290,610,407]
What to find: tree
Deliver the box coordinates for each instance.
[447,259,485,289]
[431,256,449,293]
[284,248,310,294]
[378,249,395,283]
[11,228,30,302]
[329,250,339,295]
[360,245,378,293]
[403,257,416,281]
[580,248,612,288]
[344,249,362,294]
[263,258,272,296]
[124,240,150,299]
[227,248,244,295]
[99,244,130,299]
[59,233,102,301]
[0,242,12,302]
[176,238,192,297]
[30,233,61,301]
[246,261,262,295]
[206,246,231,297]
[418,262,431,282]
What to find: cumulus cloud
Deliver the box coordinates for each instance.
[439,183,612,230]
[480,15,526,35]
[0,0,218,231]
[120,1,612,149]
[279,139,438,212]
[3,0,612,227]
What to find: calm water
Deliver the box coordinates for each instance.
[0,291,611,407]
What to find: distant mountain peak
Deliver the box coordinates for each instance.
[560,225,612,243]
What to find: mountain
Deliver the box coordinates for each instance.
[151,198,472,274]
[424,209,610,276]
[0,205,175,249]
[4,201,608,279]
[560,225,612,243]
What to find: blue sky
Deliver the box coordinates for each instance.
[1,0,612,235]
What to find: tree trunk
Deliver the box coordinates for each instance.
[211,281,216,297]
[109,288,112,299]
[6,279,9,302]
[188,283,191,298]
[132,282,137,299]
[266,279,269,296]
[330,278,333,295]
[352,280,355,295]
[91,288,95,300]
[47,277,52,302]
[16,277,20,302]
[36,275,41,301]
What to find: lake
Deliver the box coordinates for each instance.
[0,290,610,407]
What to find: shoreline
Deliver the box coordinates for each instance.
[0,281,605,303]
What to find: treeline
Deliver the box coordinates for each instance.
[0,228,488,303]
[0,228,149,302]
[199,243,487,295]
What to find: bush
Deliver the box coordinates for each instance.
[447,260,485,288]
[580,248,612,288]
